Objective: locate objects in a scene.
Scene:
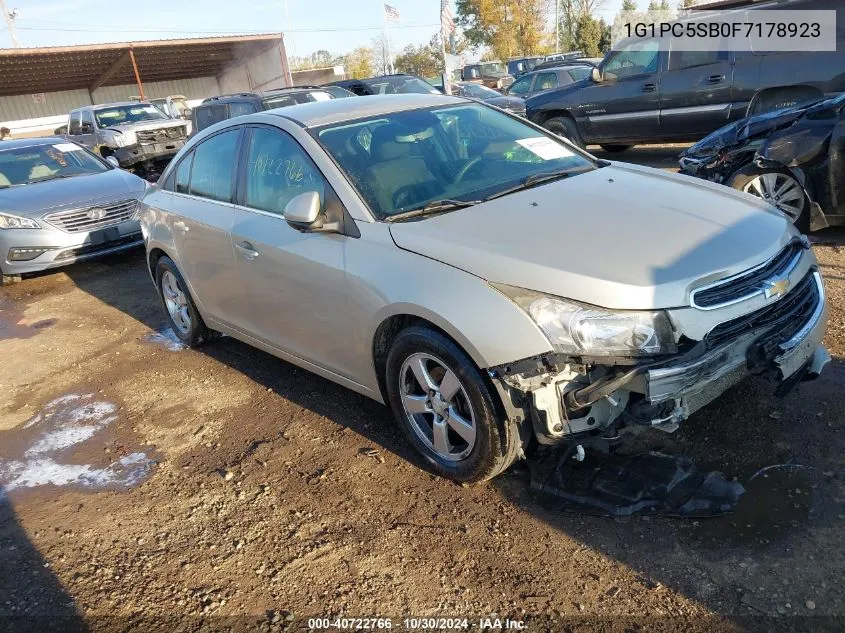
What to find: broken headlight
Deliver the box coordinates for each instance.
[493,284,676,356]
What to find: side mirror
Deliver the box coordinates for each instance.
[182,108,192,119]
[105,156,120,167]
[284,191,324,231]
[590,67,602,83]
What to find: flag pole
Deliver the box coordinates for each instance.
[383,8,394,74]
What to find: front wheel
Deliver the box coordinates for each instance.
[543,116,585,149]
[154,256,213,347]
[727,164,809,232]
[385,326,523,483]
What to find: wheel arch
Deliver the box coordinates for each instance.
[147,246,170,284]
[747,85,824,116]
[532,107,576,127]
[371,307,490,403]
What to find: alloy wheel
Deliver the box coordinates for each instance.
[741,172,805,222]
[399,353,477,462]
[161,270,191,335]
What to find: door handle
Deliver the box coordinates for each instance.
[643,83,657,92]
[234,241,259,260]
[173,220,189,233]
[707,74,726,84]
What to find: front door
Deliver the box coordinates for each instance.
[659,42,734,140]
[229,125,352,376]
[580,38,662,143]
[78,110,98,150]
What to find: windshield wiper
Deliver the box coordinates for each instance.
[384,199,481,223]
[484,169,580,202]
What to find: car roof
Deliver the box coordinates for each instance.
[266,93,467,128]
[0,136,67,149]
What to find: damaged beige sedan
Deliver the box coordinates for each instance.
[140,94,829,483]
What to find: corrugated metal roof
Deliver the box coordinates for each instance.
[0,34,285,97]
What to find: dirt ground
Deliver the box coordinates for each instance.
[1,147,844,633]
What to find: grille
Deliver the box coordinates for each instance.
[705,271,820,348]
[46,199,138,233]
[691,241,805,309]
[136,126,186,144]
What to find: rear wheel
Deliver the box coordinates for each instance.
[154,256,213,347]
[727,164,809,232]
[385,326,523,483]
[544,116,585,149]
[599,144,632,153]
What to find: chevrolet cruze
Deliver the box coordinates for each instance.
[139,94,829,483]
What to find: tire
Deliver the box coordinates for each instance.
[543,116,585,149]
[154,255,213,347]
[385,326,523,483]
[727,163,810,232]
[599,144,632,153]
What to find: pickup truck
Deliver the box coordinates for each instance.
[65,102,189,176]
[526,0,845,151]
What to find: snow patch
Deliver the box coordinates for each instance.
[143,328,186,351]
[0,394,150,493]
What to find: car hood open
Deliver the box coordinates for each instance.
[388,163,795,310]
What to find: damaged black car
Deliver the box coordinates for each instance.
[679,93,845,232]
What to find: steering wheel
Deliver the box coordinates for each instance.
[453,155,484,184]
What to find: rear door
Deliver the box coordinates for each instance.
[658,41,733,140]
[167,127,244,327]
[580,38,662,143]
[229,124,352,374]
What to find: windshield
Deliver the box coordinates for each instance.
[0,142,108,187]
[568,66,592,81]
[323,85,355,98]
[315,103,594,219]
[460,83,501,99]
[480,62,506,75]
[362,76,439,95]
[94,104,168,127]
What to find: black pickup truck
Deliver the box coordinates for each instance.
[526,0,845,152]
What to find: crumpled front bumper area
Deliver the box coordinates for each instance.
[644,271,829,420]
[114,140,184,167]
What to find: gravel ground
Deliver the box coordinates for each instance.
[1,147,844,633]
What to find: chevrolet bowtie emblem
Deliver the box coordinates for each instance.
[764,277,791,299]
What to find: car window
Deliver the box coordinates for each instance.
[567,67,591,82]
[243,127,327,216]
[0,142,109,187]
[189,129,241,202]
[262,95,298,109]
[535,73,558,91]
[603,39,659,78]
[668,45,729,71]
[94,104,167,127]
[229,102,258,118]
[315,103,595,219]
[508,75,532,95]
[174,151,194,194]
[194,105,228,132]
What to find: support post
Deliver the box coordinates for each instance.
[129,47,145,101]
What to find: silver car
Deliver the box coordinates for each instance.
[140,94,829,483]
[0,138,146,285]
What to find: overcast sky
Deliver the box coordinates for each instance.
[0,0,626,56]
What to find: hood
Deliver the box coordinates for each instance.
[103,119,188,133]
[389,163,794,310]
[682,94,844,159]
[0,168,145,218]
[483,95,526,110]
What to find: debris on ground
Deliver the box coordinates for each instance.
[529,449,746,517]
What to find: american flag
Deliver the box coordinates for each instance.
[384,3,400,23]
[440,0,455,36]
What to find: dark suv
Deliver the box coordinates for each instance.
[526,0,845,152]
[190,88,335,135]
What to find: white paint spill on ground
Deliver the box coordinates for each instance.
[0,394,151,493]
[142,327,186,351]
